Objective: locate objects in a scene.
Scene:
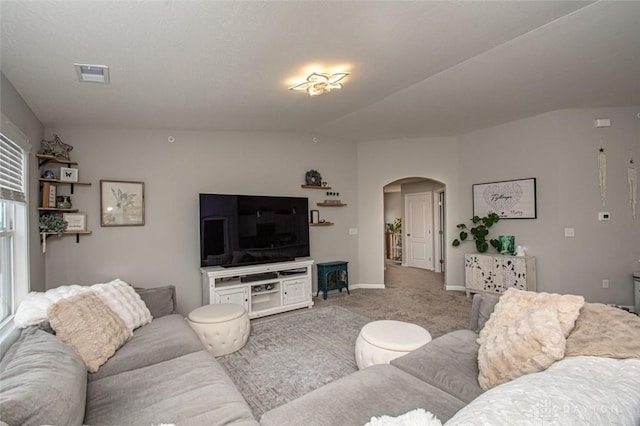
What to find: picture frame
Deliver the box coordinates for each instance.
[100,180,145,226]
[42,182,57,208]
[59,167,79,182]
[63,213,87,231]
[310,209,320,224]
[473,178,537,219]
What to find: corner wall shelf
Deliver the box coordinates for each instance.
[301,185,331,190]
[36,154,78,167]
[310,222,334,226]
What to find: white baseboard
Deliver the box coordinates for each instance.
[350,283,385,290]
[445,285,466,292]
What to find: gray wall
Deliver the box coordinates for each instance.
[41,128,358,314]
[0,72,45,292]
[358,106,639,305]
[458,106,640,304]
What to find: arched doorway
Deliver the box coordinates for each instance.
[383,177,446,289]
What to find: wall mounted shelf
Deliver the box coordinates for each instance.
[301,185,331,190]
[310,222,334,226]
[317,203,347,207]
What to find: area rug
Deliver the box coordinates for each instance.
[218,306,371,418]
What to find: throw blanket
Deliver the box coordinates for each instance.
[365,409,442,426]
[446,356,640,425]
[566,302,640,359]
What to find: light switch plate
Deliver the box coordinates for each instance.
[564,228,575,237]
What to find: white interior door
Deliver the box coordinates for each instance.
[405,192,434,270]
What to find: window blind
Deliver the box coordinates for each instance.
[0,133,26,203]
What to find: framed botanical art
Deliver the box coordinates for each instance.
[473,178,537,219]
[100,180,145,226]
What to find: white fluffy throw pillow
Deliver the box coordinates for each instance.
[365,408,442,426]
[477,288,584,390]
[14,285,92,328]
[91,279,152,331]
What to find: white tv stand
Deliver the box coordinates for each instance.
[200,258,314,319]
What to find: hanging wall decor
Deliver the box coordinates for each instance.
[598,146,606,207]
[628,153,637,219]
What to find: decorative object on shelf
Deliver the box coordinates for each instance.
[41,170,55,179]
[39,213,68,235]
[452,213,501,253]
[304,170,322,186]
[288,72,350,96]
[40,134,73,161]
[473,178,537,219]
[322,181,328,187]
[323,199,342,205]
[100,180,145,226]
[62,213,87,232]
[498,235,515,255]
[515,245,526,257]
[628,153,637,219]
[310,209,320,224]
[41,182,57,208]
[59,167,79,182]
[55,195,72,210]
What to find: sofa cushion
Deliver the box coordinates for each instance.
[469,293,500,333]
[260,364,466,426]
[135,285,176,318]
[477,289,584,390]
[91,279,152,330]
[0,327,87,426]
[85,350,258,426]
[391,329,483,403]
[89,313,204,381]
[49,292,132,373]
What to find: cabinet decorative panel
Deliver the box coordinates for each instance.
[465,254,536,296]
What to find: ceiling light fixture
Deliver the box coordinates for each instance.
[74,63,110,84]
[289,72,350,96]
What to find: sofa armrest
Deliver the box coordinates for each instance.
[469,293,500,333]
[134,286,176,319]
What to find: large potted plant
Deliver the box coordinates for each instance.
[452,213,500,253]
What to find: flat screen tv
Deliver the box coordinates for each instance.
[199,193,310,268]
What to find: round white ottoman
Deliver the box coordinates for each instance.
[187,303,250,357]
[355,320,432,369]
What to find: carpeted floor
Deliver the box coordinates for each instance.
[221,263,472,418]
[218,305,370,418]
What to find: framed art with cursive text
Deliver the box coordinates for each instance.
[473,178,537,219]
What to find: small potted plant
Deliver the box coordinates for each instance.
[452,213,501,253]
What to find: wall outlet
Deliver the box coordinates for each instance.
[602,279,609,289]
[564,228,575,237]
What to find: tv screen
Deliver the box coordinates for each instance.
[199,194,310,267]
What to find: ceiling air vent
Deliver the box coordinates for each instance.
[74,63,110,84]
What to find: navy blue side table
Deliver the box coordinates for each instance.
[316,261,349,300]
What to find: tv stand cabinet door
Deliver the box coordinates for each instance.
[283,278,310,306]
[214,286,249,311]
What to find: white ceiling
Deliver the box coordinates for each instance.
[1,1,639,141]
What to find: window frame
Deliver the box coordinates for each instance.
[0,114,31,340]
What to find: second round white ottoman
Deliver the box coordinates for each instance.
[355,320,432,369]
[187,303,250,357]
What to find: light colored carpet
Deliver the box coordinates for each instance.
[218,305,370,418]
[221,264,472,418]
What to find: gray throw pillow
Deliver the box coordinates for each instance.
[0,327,87,426]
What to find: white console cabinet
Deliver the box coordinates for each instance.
[201,259,314,319]
[465,253,536,297]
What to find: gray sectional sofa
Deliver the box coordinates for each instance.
[260,292,500,425]
[0,286,259,426]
